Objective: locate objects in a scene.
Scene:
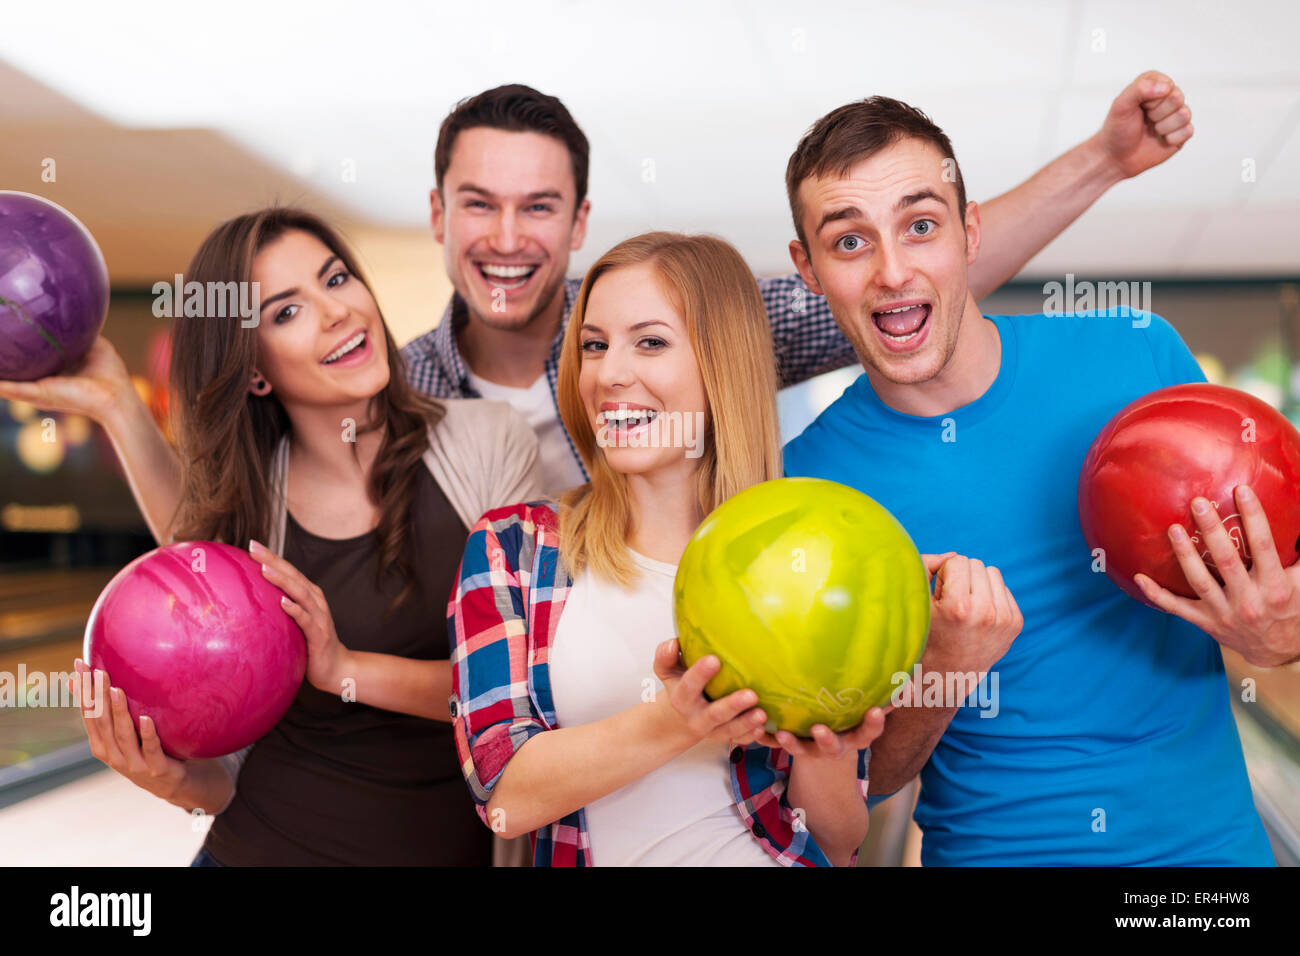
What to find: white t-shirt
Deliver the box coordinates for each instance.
[464,370,587,497]
[548,548,780,866]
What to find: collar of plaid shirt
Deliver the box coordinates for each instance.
[428,280,580,396]
[412,281,588,483]
[448,501,868,867]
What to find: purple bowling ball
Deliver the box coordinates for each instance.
[0,192,109,381]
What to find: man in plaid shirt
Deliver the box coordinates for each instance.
[404,78,1195,494]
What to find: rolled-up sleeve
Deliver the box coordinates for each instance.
[732,743,872,867]
[447,509,549,826]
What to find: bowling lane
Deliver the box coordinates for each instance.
[0,567,115,771]
[1223,647,1300,741]
[1222,647,1300,864]
[0,566,115,646]
[0,637,85,769]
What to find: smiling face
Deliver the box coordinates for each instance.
[251,229,389,407]
[577,262,708,479]
[790,136,980,387]
[432,127,590,332]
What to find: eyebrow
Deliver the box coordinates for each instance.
[897,189,949,212]
[581,320,673,334]
[814,188,950,236]
[260,255,341,312]
[457,183,565,202]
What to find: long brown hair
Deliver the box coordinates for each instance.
[556,232,784,586]
[168,207,444,613]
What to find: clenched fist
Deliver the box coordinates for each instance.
[919,552,1024,682]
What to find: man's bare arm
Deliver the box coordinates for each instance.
[968,70,1193,299]
[867,700,957,796]
[868,555,1026,794]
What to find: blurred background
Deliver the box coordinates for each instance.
[1,0,1297,865]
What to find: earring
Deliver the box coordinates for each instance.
[250,375,271,396]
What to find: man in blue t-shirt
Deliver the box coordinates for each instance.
[780,96,1298,865]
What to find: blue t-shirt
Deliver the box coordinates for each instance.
[783,311,1275,866]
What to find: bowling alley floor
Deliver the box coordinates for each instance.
[0,766,208,866]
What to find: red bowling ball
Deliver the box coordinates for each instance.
[1078,383,1300,603]
[84,541,306,759]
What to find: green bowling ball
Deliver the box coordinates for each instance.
[673,477,930,736]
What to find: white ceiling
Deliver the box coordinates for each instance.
[4,0,1298,277]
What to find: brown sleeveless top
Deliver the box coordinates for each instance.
[203,466,490,865]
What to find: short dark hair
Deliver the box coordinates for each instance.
[435,84,590,209]
[784,96,966,248]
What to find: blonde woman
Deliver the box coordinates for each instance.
[447,232,887,866]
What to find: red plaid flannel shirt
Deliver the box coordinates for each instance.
[447,501,871,866]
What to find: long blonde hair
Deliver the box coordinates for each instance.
[557,232,783,585]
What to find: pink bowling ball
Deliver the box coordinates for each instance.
[84,541,306,759]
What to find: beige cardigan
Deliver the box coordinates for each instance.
[265,397,541,553]
[213,398,542,804]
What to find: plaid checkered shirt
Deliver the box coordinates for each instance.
[447,501,872,867]
[401,274,858,482]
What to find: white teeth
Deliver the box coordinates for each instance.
[323,332,365,364]
[875,304,927,343]
[480,264,537,278]
[597,407,659,426]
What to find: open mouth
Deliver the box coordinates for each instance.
[321,330,369,366]
[871,302,931,352]
[597,406,660,432]
[477,262,540,292]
